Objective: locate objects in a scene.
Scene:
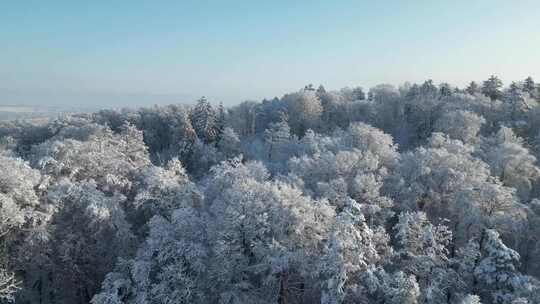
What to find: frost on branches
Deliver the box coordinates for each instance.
[1,77,540,303]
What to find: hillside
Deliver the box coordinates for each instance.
[1,78,540,304]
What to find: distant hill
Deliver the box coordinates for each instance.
[0,104,85,121]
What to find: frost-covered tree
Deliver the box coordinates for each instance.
[440,83,453,97]
[217,127,241,158]
[474,229,527,303]
[517,199,540,278]
[0,267,19,303]
[288,124,398,222]
[505,82,529,121]
[205,160,335,303]
[47,181,135,304]
[0,155,42,236]
[227,100,259,137]
[341,122,399,168]
[363,269,421,304]
[131,104,196,165]
[94,159,340,304]
[0,155,48,303]
[320,199,392,303]
[388,133,522,246]
[93,208,209,304]
[369,84,404,140]
[419,80,439,98]
[523,77,535,96]
[394,211,457,303]
[351,86,366,101]
[190,96,219,143]
[435,110,486,143]
[482,76,504,102]
[31,125,150,195]
[264,119,293,162]
[467,81,481,95]
[216,101,227,137]
[130,158,200,233]
[461,294,482,304]
[4,77,540,304]
[283,90,323,136]
[480,127,540,202]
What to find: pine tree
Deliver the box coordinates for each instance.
[190,97,218,144]
[304,83,315,91]
[317,84,327,95]
[466,81,480,95]
[523,77,535,95]
[352,86,366,100]
[216,102,227,140]
[481,75,504,101]
[264,118,291,161]
[420,79,438,97]
[474,229,522,303]
[217,127,241,158]
[439,83,453,97]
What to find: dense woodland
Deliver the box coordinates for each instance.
[2,76,540,304]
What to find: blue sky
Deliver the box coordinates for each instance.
[1,0,539,107]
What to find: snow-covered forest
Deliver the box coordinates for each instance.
[2,76,540,304]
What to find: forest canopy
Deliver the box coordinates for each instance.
[1,76,540,304]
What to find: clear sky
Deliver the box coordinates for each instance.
[1,0,539,107]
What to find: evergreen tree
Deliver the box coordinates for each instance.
[523,77,535,95]
[466,81,480,95]
[190,97,218,144]
[482,75,504,101]
[264,118,291,161]
[352,86,366,100]
[316,84,327,95]
[216,102,227,139]
[440,83,453,97]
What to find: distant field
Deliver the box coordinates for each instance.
[0,105,38,112]
[0,105,66,121]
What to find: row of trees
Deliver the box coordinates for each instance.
[0,75,540,303]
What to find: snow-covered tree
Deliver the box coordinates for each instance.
[0,267,19,303]
[482,76,504,102]
[131,158,200,229]
[47,180,135,304]
[206,163,335,303]
[320,199,392,303]
[264,119,293,162]
[3,77,540,304]
[351,86,366,101]
[467,81,481,95]
[191,96,219,143]
[0,155,42,236]
[480,127,540,201]
[283,90,323,136]
[217,127,241,158]
[440,83,453,97]
[341,122,399,168]
[0,155,48,303]
[394,211,457,303]
[389,133,522,246]
[365,270,421,304]
[132,104,196,165]
[32,126,150,195]
[435,110,486,143]
[461,294,482,304]
[505,82,529,121]
[523,77,535,96]
[474,229,523,303]
[227,101,259,137]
